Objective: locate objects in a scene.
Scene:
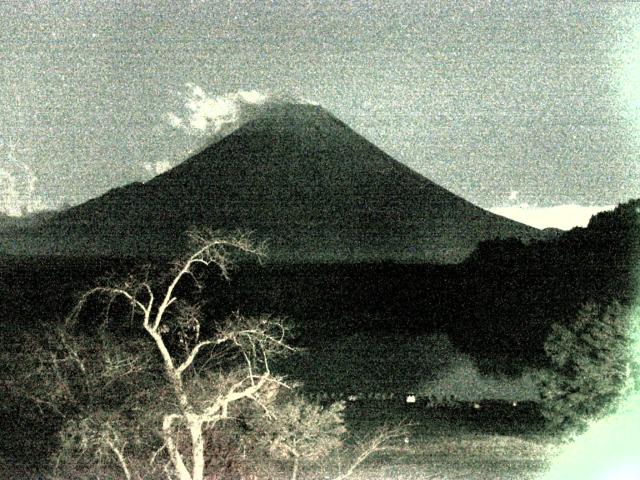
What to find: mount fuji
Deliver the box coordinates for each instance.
[1,103,541,263]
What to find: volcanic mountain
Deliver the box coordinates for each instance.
[1,103,540,262]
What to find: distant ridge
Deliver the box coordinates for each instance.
[1,103,541,262]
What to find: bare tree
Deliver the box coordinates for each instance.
[13,228,407,480]
[11,229,286,479]
[70,229,295,480]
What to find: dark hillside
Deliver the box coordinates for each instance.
[1,201,636,374]
[199,200,640,371]
[448,199,640,369]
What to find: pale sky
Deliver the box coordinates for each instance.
[1,1,640,229]
[489,204,616,231]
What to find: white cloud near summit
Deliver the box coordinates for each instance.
[168,84,270,135]
[489,204,616,230]
[143,160,172,175]
[145,85,274,180]
[236,89,270,105]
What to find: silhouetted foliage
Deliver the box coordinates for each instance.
[536,301,638,433]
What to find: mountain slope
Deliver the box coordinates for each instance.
[2,103,540,262]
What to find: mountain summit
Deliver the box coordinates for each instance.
[3,103,539,262]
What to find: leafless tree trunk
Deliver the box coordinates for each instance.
[69,229,290,480]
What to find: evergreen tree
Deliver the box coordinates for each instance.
[536,301,638,433]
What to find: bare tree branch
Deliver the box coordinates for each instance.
[105,438,132,480]
[176,338,227,375]
[333,423,410,480]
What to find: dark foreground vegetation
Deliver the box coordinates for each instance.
[2,393,553,479]
[1,200,639,478]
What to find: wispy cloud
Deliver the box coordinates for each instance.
[0,140,51,216]
[489,204,616,230]
[165,112,183,129]
[143,160,172,175]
